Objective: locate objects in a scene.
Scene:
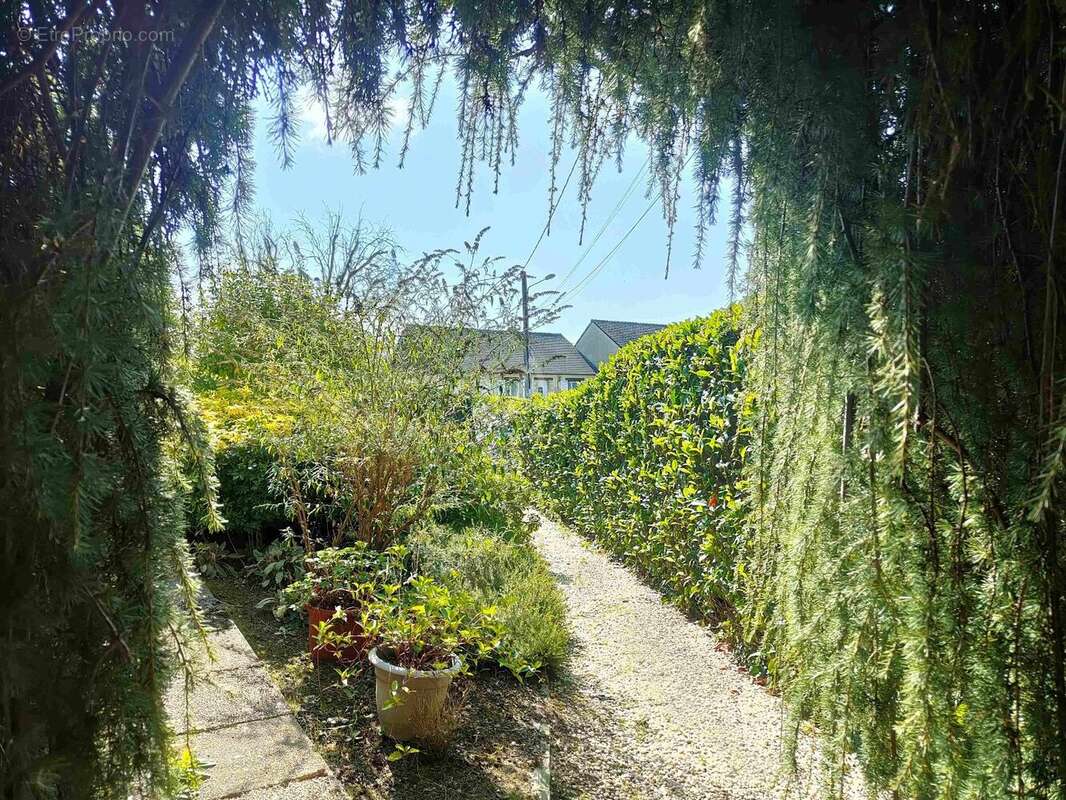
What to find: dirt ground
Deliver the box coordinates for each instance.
[208,511,865,800]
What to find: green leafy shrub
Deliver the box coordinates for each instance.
[214,444,287,538]
[169,748,208,800]
[191,541,240,579]
[248,529,306,590]
[273,549,507,673]
[511,307,755,636]
[277,542,407,612]
[194,388,295,540]
[273,529,560,677]
[272,407,447,550]
[188,262,531,551]
[364,575,503,671]
[411,525,569,674]
[196,384,446,550]
[434,442,533,539]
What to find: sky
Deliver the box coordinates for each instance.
[250,76,733,344]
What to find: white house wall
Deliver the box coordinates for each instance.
[480,373,590,396]
[575,323,618,369]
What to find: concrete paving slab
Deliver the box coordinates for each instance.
[189,716,329,800]
[227,776,348,800]
[191,623,262,672]
[166,665,290,734]
[168,576,346,799]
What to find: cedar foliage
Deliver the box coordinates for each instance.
[505,1,1065,794]
[732,7,1066,797]
[2,1,1065,798]
[0,3,319,797]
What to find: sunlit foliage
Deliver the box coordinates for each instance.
[512,309,754,628]
[2,1,1064,798]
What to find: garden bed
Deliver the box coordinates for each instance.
[207,574,552,800]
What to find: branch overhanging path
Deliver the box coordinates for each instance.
[533,511,866,799]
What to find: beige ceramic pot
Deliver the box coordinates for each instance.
[368,646,461,741]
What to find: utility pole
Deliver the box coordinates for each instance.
[521,269,532,398]
[519,270,554,399]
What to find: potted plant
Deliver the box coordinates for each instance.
[279,544,405,663]
[364,576,498,741]
[305,589,367,663]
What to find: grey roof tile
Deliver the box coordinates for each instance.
[590,319,667,347]
[462,329,594,376]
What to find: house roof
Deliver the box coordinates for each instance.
[589,319,667,347]
[462,329,595,376]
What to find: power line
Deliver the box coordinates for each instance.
[522,153,580,271]
[557,151,695,305]
[561,198,658,303]
[478,153,579,304]
[555,154,649,293]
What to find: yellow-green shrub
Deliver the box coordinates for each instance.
[194,388,295,538]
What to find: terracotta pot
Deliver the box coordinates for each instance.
[368,646,461,741]
[306,604,369,663]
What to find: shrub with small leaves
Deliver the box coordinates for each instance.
[276,542,407,614]
[411,524,569,674]
[363,575,503,672]
[511,307,755,637]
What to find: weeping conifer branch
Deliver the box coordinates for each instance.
[4,1,1066,797]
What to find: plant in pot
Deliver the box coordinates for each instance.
[364,575,500,741]
[279,543,406,663]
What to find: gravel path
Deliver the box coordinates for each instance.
[535,512,866,800]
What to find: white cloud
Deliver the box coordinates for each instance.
[299,87,332,144]
[298,85,418,149]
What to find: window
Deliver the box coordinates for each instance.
[533,378,551,395]
[566,378,583,390]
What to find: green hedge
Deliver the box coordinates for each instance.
[190,388,293,541]
[512,306,755,629]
